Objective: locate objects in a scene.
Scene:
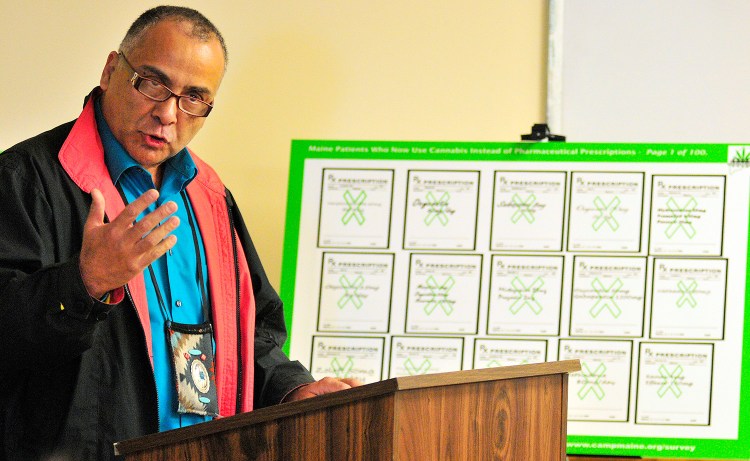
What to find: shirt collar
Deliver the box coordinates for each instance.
[94,96,198,193]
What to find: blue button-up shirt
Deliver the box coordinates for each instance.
[95,98,212,431]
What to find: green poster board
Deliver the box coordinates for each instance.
[281,140,750,459]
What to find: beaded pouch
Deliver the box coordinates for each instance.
[166,321,219,416]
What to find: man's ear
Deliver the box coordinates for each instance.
[99,51,120,90]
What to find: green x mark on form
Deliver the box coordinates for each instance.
[590,278,623,318]
[509,276,545,315]
[592,196,621,231]
[424,191,451,226]
[657,364,683,398]
[423,275,455,315]
[330,357,354,378]
[404,358,432,375]
[337,275,365,309]
[577,362,607,400]
[665,196,698,239]
[676,280,698,308]
[341,190,367,225]
[510,193,537,224]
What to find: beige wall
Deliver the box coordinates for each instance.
[0,1,547,288]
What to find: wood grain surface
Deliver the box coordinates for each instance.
[394,373,566,460]
[115,360,580,460]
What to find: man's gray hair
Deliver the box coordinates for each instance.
[119,5,228,69]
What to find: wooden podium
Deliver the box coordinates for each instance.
[115,360,580,460]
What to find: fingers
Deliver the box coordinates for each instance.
[313,377,359,394]
[126,193,179,266]
[138,220,179,264]
[320,377,361,391]
[109,189,179,243]
[133,201,178,240]
[111,189,159,227]
[339,378,364,388]
[284,377,363,402]
[138,216,179,248]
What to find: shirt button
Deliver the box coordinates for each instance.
[169,249,174,256]
[175,300,182,308]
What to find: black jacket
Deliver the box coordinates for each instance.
[0,118,313,460]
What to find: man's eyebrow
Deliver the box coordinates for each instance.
[141,65,171,85]
[182,84,212,98]
[141,65,212,97]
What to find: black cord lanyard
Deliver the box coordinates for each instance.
[115,184,211,324]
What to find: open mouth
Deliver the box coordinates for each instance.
[144,133,168,147]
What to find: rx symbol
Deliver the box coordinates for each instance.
[665,197,697,239]
[676,280,698,308]
[577,362,607,400]
[592,196,621,231]
[338,275,364,309]
[657,365,683,398]
[590,278,623,318]
[509,277,545,315]
[511,193,536,223]
[342,190,367,225]
[424,192,451,226]
[423,276,455,315]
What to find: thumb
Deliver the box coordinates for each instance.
[85,188,106,230]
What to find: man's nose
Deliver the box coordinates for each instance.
[152,95,180,124]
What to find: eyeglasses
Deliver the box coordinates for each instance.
[118,52,213,117]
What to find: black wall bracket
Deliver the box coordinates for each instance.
[520,123,566,142]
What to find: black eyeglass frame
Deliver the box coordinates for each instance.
[117,52,214,117]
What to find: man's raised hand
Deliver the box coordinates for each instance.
[79,188,179,299]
